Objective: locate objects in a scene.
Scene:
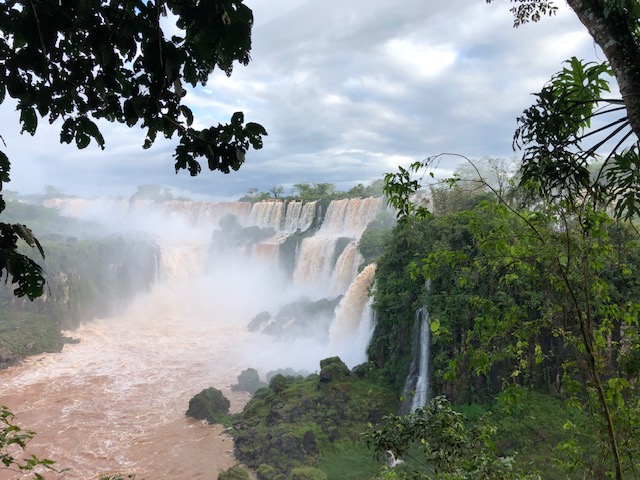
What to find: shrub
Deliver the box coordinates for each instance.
[218,464,251,480]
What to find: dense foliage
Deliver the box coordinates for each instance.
[0,0,265,300]
[230,357,396,479]
[366,395,541,479]
[377,158,640,478]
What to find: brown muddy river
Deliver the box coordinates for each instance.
[0,281,252,480]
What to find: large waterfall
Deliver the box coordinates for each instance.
[0,196,384,478]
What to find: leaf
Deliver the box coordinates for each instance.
[19,107,38,135]
[430,318,440,334]
[0,150,10,185]
[78,116,105,149]
[75,132,91,149]
[60,118,76,144]
[180,105,194,126]
[231,111,244,126]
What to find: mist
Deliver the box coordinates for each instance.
[43,195,382,374]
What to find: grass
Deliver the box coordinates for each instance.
[317,440,384,480]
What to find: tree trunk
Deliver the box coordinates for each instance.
[567,0,640,142]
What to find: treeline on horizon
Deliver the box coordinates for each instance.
[3,178,387,206]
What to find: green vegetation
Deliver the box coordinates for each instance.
[129,184,191,203]
[230,357,396,479]
[218,464,252,480]
[357,211,396,266]
[239,179,386,203]
[378,156,640,478]
[367,396,541,479]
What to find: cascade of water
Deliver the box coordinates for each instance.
[292,198,382,294]
[330,264,377,340]
[400,306,432,413]
[317,197,384,237]
[252,243,280,263]
[330,242,363,295]
[327,264,377,366]
[282,201,316,233]
[291,236,339,290]
[3,196,393,476]
[248,201,285,230]
[411,306,431,411]
[165,201,251,228]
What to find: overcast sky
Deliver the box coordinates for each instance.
[0,0,601,200]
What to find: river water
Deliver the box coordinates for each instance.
[0,279,252,480]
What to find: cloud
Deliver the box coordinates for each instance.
[0,0,598,199]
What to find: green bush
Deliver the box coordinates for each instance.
[256,463,278,480]
[218,464,251,480]
[269,374,288,393]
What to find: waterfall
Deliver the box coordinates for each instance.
[402,306,431,413]
[327,264,377,366]
[42,196,385,368]
[412,306,431,411]
[292,197,383,294]
[330,242,362,295]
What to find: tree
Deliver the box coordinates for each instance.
[268,185,284,199]
[489,0,640,136]
[384,157,640,479]
[366,396,540,479]
[129,184,174,203]
[0,0,267,299]
[292,182,336,201]
[486,1,640,219]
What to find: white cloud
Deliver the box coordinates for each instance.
[384,39,457,80]
[0,0,601,199]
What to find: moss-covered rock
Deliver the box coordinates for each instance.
[186,387,230,424]
[269,374,288,394]
[318,357,350,383]
[260,297,341,339]
[231,357,396,478]
[232,368,267,395]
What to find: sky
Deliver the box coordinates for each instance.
[0,0,603,201]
